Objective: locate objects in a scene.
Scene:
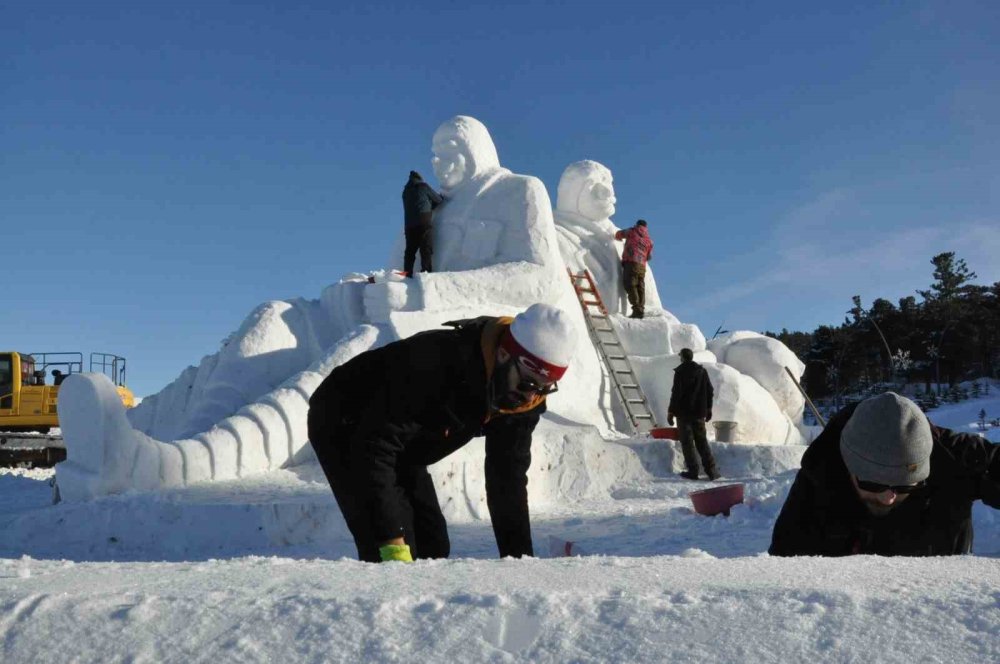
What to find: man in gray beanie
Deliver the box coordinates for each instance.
[770,392,1000,556]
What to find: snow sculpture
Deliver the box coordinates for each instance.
[366,116,609,426]
[128,299,335,441]
[549,159,804,443]
[553,160,662,315]
[57,116,611,502]
[55,121,809,503]
[708,331,806,420]
[370,116,566,328]
[703,363,803,444]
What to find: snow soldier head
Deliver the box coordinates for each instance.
[556,160,616,221]
[432,116,501,191]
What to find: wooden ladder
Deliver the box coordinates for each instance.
[567,268,658,434]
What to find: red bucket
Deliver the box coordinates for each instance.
[690,483,745,517]
[650,427,680,440]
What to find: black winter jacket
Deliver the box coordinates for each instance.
[769,403,1000,556]
[668,360,714,420]
[402,173,443,227]
[308,317,543,558]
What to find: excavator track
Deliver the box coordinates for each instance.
[0,432,66,468]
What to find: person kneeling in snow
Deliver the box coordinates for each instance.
[307,303,577,563]
[769,392,1000,557]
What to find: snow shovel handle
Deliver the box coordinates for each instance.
[784,366,826,428]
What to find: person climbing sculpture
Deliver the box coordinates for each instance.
[613,219,653,319]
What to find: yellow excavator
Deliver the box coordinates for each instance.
[0,351,136,467]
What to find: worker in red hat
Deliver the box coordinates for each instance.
[307,303,578,563]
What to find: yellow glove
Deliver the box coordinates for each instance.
[379,543,413,563]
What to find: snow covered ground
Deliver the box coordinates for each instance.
[1,395,998,662]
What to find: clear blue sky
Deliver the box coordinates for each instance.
[4,1,998,397]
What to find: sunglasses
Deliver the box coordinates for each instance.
[855,477,927,494]
[513,362,559,396]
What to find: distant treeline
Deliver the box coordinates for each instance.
[765,252,1000,401]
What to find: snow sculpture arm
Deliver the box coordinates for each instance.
[55,324,383,501]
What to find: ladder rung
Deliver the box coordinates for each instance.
[607,355,626,360]
[633,414,653,420]
[601,341,621,347]
[620,383,639,389]
[614,369,632,374]
[625,399,646,404]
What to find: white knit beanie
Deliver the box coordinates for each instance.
[502,304,577,381]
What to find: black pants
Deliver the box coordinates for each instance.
[308,414,449,562]
[677,416,716,475]
[403,224,433,276]
[622,262,646,316]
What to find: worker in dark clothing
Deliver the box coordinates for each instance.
[667,348,719,480]
[769,392,1000,557]
[401,170,444,277]
[613,219,653,318]
[307,303,578,563]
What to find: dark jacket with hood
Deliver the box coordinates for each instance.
[668,360,714,420]
[402,172,444,227]
[769,403,1000,557]
[308,317,545,558]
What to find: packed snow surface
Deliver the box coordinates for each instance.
[2,396,999,662]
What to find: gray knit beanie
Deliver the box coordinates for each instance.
[840,392,932,486]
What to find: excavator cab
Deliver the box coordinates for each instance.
[0,351,135,433]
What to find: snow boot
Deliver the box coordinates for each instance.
[679,470,700,480]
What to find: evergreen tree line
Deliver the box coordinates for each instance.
[765,252,1000,407]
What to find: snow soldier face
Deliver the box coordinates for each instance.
[556,160,616,221]
[432,116,501,190]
